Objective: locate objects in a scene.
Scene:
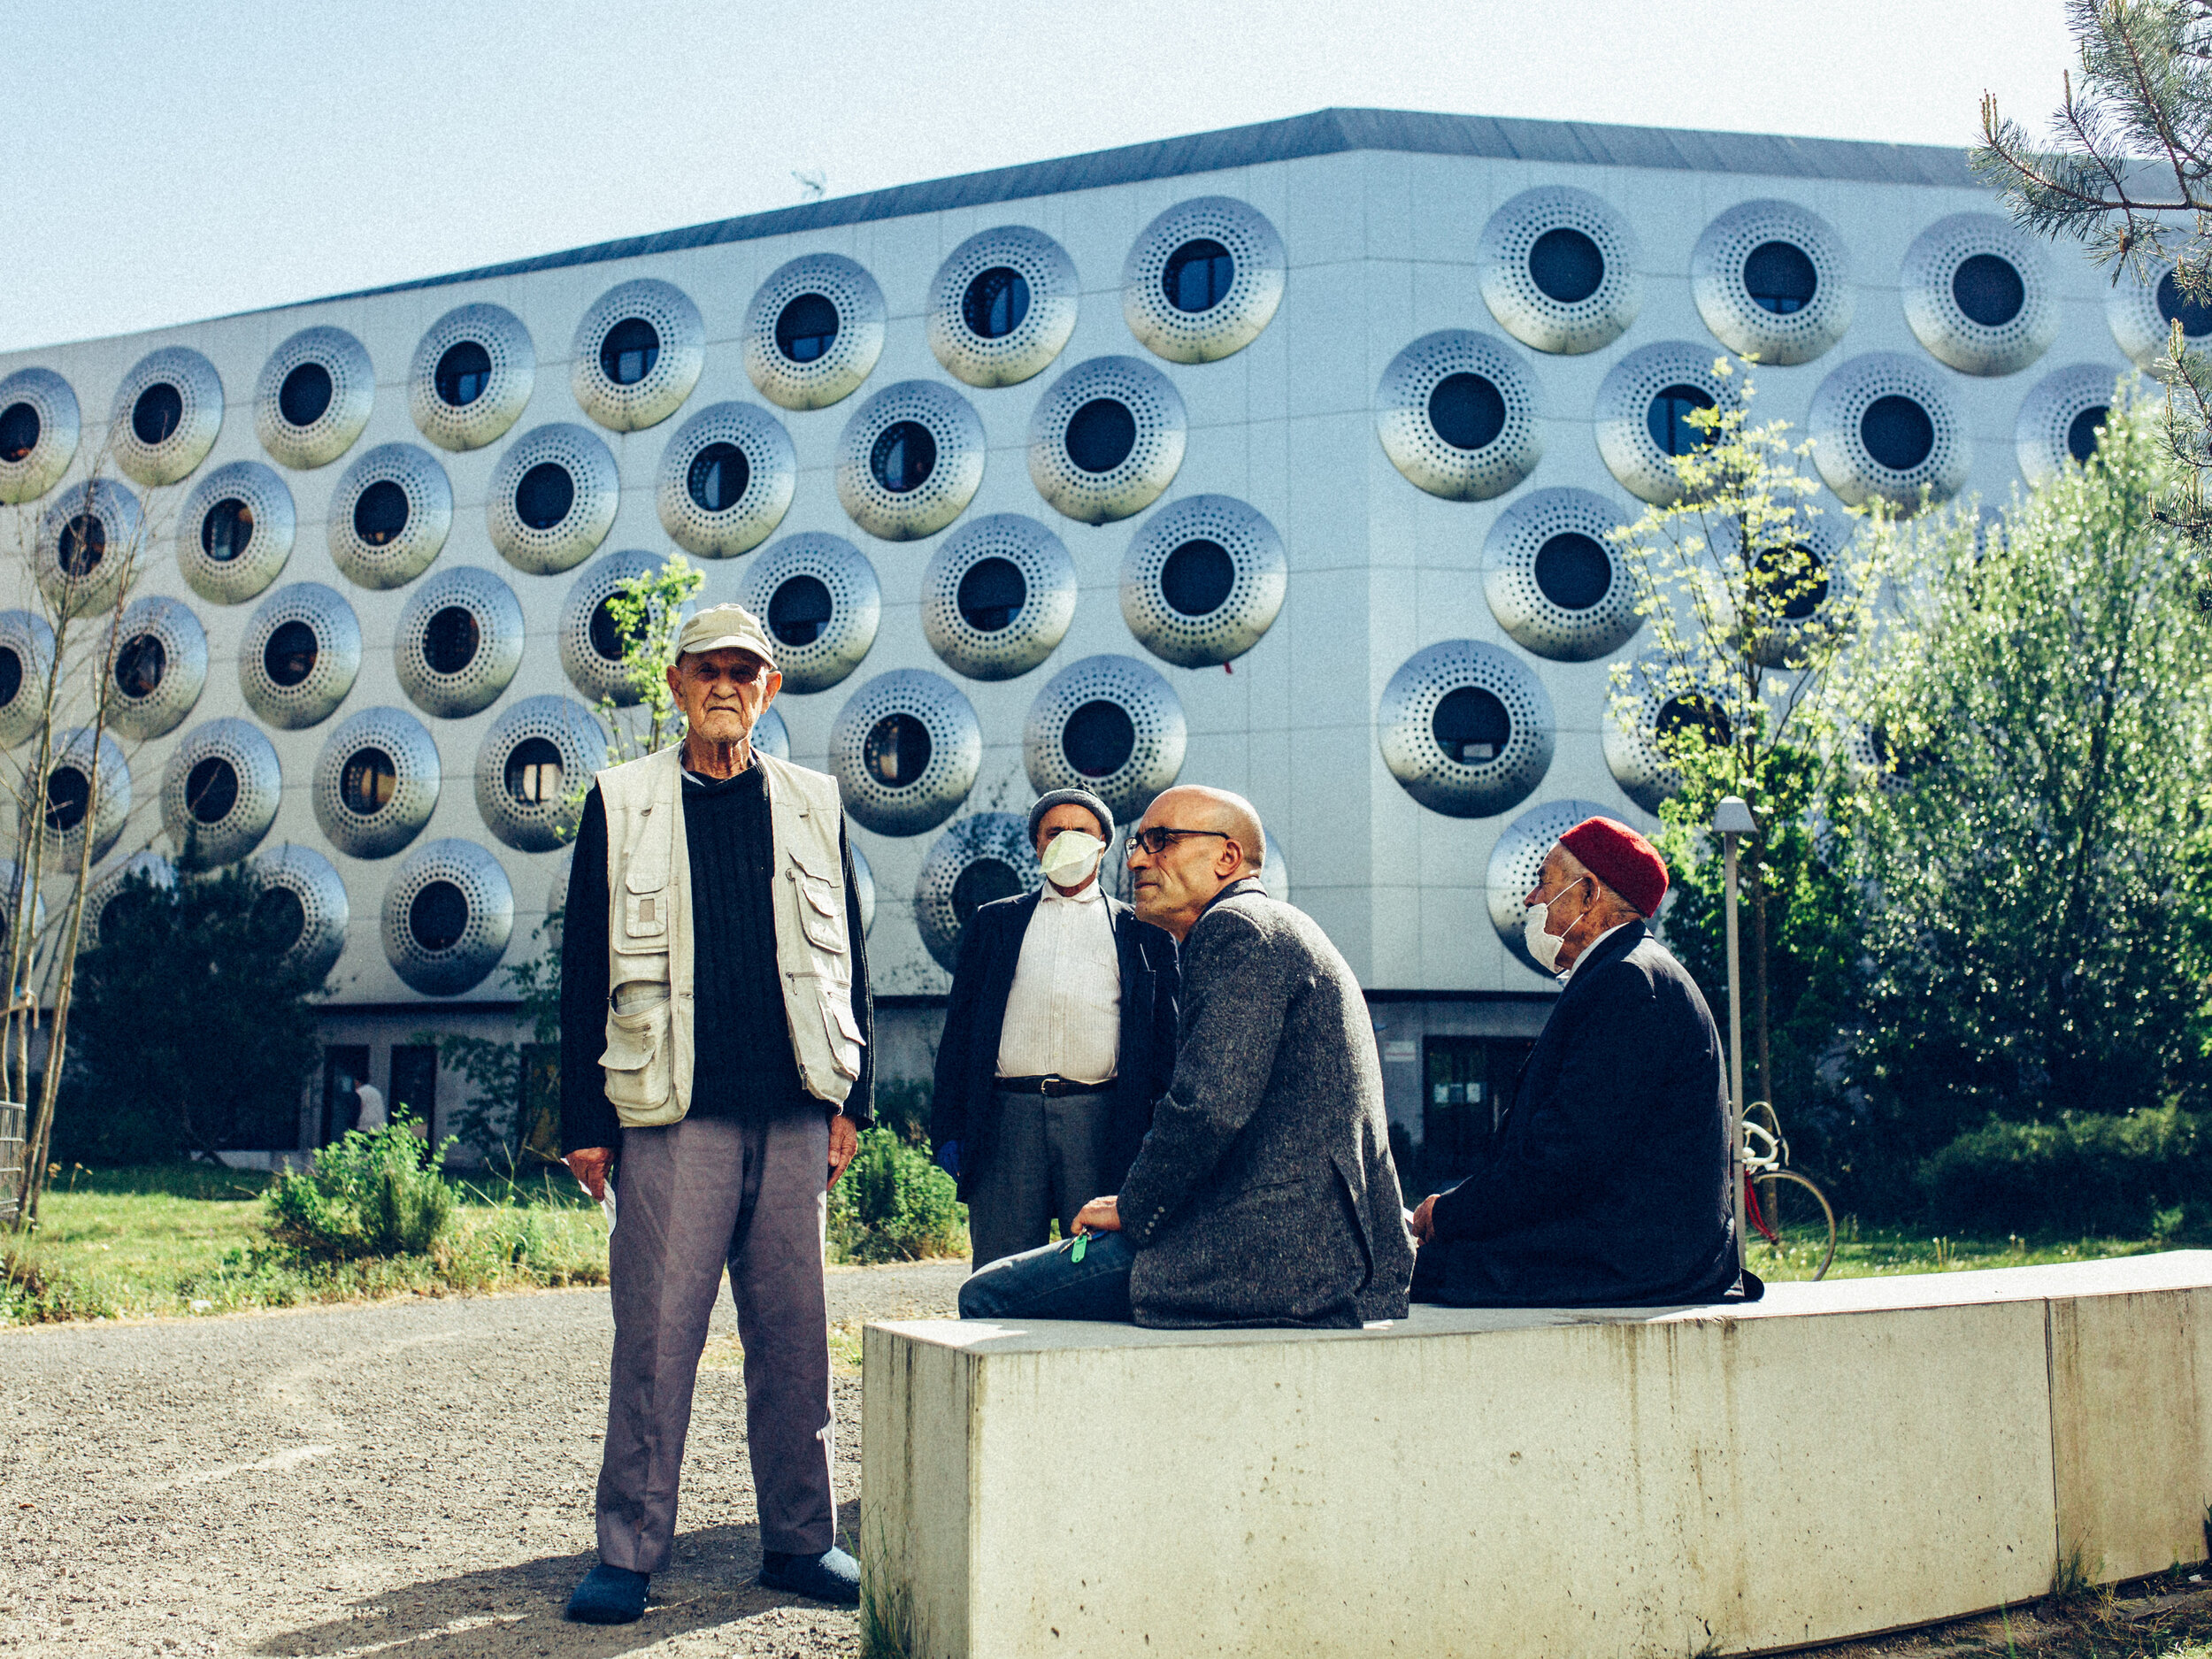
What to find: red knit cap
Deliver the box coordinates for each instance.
[1557,817,1668,918]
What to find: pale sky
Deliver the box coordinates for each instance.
[0,0,2079,353]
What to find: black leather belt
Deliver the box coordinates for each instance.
[997,1074,1115,1096]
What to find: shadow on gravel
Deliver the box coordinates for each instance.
[255,1521,856,1656]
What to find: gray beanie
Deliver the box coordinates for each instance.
[1027,788,1114,845]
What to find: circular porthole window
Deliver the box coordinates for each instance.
[35,480,142,618]
[28,729,128,870]
[1901,214,2056,378]
[1027,356,1187,525]
[162,718,281,868]
[1375,330,1544,501]
[239,582,361,729]
[246,844,349,981]
[2106,258,2212,371]
[1809,352,1969,513]
[313,706,441,859]
[556,549,665,706]
[1716,513,1852,669]
[486,423,619,574]
[914,812,1043,971]
[829,670,981,836]
[1481,488,1637,663]
[1119,495,1286,669]
[380,838,515,996]
[254,326,373,470]
[80,852,175,956]
[176,460,296,604]
[473,695,608,852]
[1122,197,1286,364]
[1603,671,1736,816]
[1478,187,1642,356]
[744,254,888,411]
[920,514,1074,680]
[1379,640,1555,818]
[1690,200,1855,366]
[105,595,207,741]
[1021,654,1186,824]
[395,564,525,718]
[327,442,452,589]
[110,347,223,487]
[0,611,54,749]
[928,226,1079,388]
[1485,797,1627,974]
[0,367,79,504]
[654,400,796,558]
[570,279,703,432]
[1594,342,1740,505]
[834,380,986,541]
[2016,364,2124,484]
[735,533,882,695]
[409,303,535,451]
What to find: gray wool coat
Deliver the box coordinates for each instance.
[1117,879,1416,1329]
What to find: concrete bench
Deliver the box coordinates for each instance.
[859,1251,2212,1658]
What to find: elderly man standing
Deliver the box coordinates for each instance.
[928,787,1179,1269]
[1409,816,1756,1308]
[558,603,872,1624]
[958,786,1412,1328]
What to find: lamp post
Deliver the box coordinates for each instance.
[1712,795,1757,1270]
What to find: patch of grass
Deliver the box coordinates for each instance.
[1748,1219,2176,1283]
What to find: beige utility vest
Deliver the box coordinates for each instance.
[594,744,864,1125]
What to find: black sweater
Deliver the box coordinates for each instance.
[558,764,873,1154]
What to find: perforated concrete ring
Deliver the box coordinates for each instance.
[2105,258,2212,372]
[744,255,887,411]
[380,837,515,996]
[1486,797,1622,973]
[1603,663,1735,815]
[487,422,619,574]
[37,480,142,618]
[1378,639,1555,818]
[472,695,607,852]
[410,303,536,451]
[736,533,881,695]
[0,611,55,748]
[921,515,1074,681]
[33,728,128,869]
[1479,187,1643,357]
[1376,330,1544,502]
[248,843,350,980]
[106,595,207,741]
[162,718,282,869]
[914,812,1043,971]
[1482,488,1637,663]
[1121,196,1286,365]
[239,581,361,729]
[110,346,223,487]
[0,367,80,504]
[928,227,1080,388]
[557,549,664,707]
[1026,356,1186,525]
[835,380,986,542]
[395,565,525,718]
[1119,495,1285,669]
[313,704,442,859]
[1809,351,1970,513]
[254,326,374,470]
[176,460,296,605]
[655,401,796,558]
[1594,342,1741,505]
[570,278,704,432]
[1690,200,1855,367]
[1020,654,1186,824]
[2016,363,2124,485]
[1901,214,2057,378]
[328,443,452,589]
[829,670,981,837]
[81,852,175,956]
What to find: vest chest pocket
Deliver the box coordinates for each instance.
[601,996,672,1110]
[787,866,847,954]
[623,892,668,940]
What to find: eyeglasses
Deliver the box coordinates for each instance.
[686,657,772,686]
[1125,827,1233,856]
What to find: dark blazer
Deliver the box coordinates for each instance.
[1118,879,1416,1330]
[1414,921,1747,1308]
[929,886,1179,1201]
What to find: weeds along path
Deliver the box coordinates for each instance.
[0,1262,967,1656]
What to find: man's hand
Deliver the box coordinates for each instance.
[826,1112,860,1189]
[1409,1194,1439,1243]
[1071,1195,1121,1236]
[567,1147,613,1202]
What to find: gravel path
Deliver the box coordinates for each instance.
[0,1262,969,1657]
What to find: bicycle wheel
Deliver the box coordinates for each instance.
[1752,1169,1837,1281]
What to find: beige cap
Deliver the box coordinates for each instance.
[675,603,777,668]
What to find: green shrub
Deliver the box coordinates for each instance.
[830,1128,967,1264]
[1917,1106,2212,1237]
[263,1118,457,1258]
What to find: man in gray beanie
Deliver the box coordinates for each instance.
[930,788,1179,1269]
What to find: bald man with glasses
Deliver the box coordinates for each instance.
[957,786,1414,1329]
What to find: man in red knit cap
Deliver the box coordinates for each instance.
[1407,816,1759,1307]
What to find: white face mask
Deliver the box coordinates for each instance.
[1522,879,1587,974]
[1041,830,1105,888]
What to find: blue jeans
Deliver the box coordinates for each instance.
[957,1231,1137,1322]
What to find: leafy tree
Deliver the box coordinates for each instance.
[594,553,705,764]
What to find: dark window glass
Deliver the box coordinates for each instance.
[186,756,238,824]
[58,514,104,576]
[1861,395,1935,472]
[423,606,480,674]
[515,463,574,530]
[775,293,840,364]
[768,574,834,646]
[962,267,1031,339]
[1064,398,1137,473]
[1751,544,1830,621]
[0,402,38,465]
[2157,269,2212,339]
[1655,693,1731,751]
[1527,227,1604,304]
[2068,404,2108,465]
[1422,1036,1530,1180]
[278,361,333,428]
[341,746,396,814]
[409,880,469,952]
[264,620,319,687]
[1743,241,1817,314]
[43,765,88,831]
[0,647,19,709]
[389,1044,438,1129]
[252,885,306,954]
[1532,533,1611,611]
[1432,686,1509,764]
[687,442,749,512]
[864,713,932,787]
[1428,373,1506,451]
[201,498,253,562]
[113,634,165,700]
[353,479,409,547]
[435,340,493,407]
[956,557,1025,632]
[1163,239,1236,313]
[599,318,659,386]
[1952,253,2025,327]
[951,857,1022,929]
[1062,699,1135,778]
[131,381,183,446]
[504,737,563,804]
[588,597,627,663]
[1160,539,1235,617]
[870,422,936,494]
[100,886,156,944]
[1647,385,1717,457]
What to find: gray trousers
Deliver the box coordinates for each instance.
[966,1087,1114,1271]
[596,1110,833,1572]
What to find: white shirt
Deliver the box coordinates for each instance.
[1558,920,1639,987]
[995,879,1122,1084]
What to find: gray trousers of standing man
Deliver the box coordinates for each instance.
[966,1086,1112,1271]
[596,1110,833,1572]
